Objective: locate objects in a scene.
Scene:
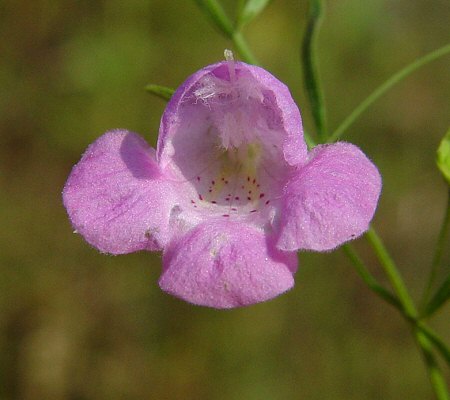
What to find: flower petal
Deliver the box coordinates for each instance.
[63,130,176,254]
[159,220,297,308]
[277,142,382,251]
[157,61,307,170]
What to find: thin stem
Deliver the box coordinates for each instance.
[328,43,450,143]
[232,31,260,65]
[365,227,417,318]
[301,0,327,141]
[193,0,234,37]
[418,322,450,368]
[342,244,401,310]
[193,0,260,65]
[415,329,450,400]
[366,227,449,398]
[422,188,450,307]
[423,274,450,318]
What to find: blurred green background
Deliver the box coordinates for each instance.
[1,0,449,399]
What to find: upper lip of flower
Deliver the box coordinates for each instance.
[63,60,382,309]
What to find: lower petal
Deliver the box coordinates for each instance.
[277,142,382,252]
[63,130,176,254]
[159,220,297,308]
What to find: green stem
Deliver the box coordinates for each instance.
[232,31,260,65]
[415,329,450,400]
[193,0,260,65]
[418,322,450,367]
[193,0,234,37]
[366,227,449,399]
[422,188,450,308]
[301,0,327,141]
[366,227,417,318]
[342,244,401,310]
[328,43,450,143]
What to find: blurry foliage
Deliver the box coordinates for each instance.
[0,0,449,399]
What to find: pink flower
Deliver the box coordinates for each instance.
[63,61,381,308]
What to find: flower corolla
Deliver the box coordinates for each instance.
[63,59,381,308]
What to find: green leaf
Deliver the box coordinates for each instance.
[236,0,272,30]
[424,274,450,317]
[193,0,234,38]
[301,0,327,142]
[145,84,175,101]
[437,128,450,184]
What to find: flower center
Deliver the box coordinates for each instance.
[189,141,272,218]
[163,66,292,225]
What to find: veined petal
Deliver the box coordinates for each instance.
[63,130,176,254]
[159,220,297,308]
[277,143,382,252]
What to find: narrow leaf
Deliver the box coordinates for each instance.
[237,0,272,29]
[301,0,327,141]
[437,127,450,185]
[421,188,450,307]
[424,274,450,317]
[329,43,450,142]
[193,0,234,38]
[145,85,175,101]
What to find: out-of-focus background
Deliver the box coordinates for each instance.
[1,1,449,399]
